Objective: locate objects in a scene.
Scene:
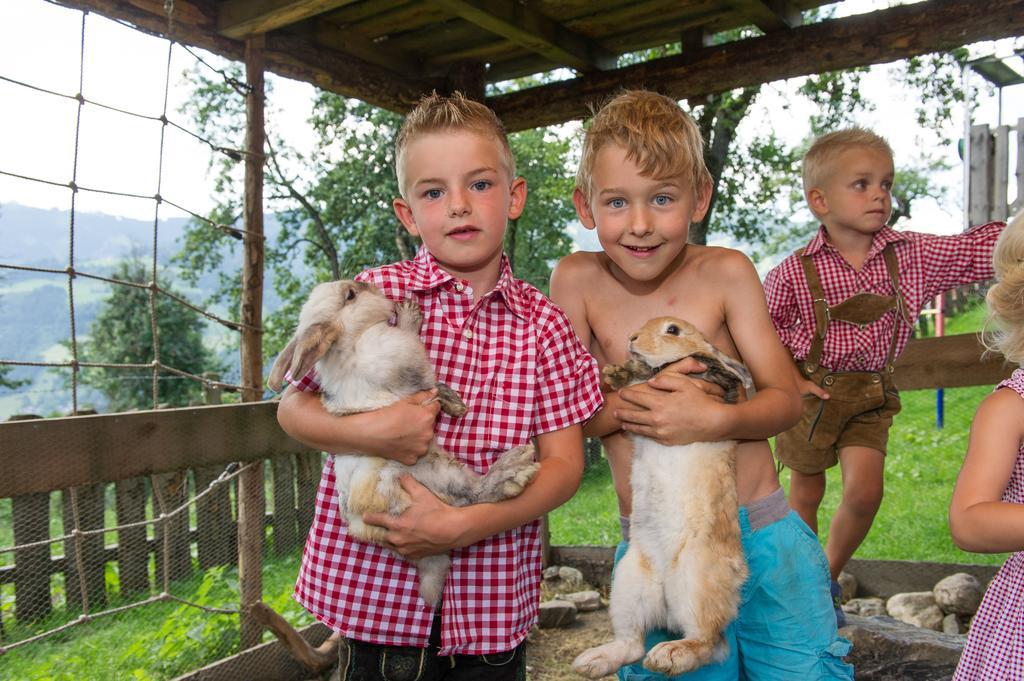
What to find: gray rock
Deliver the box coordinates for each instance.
[942,613,963,635]
[837,570,858,602]
[542,566,561,580]
[843,597,886,617]
[562,590,603,612]
[840,614,965,680]
[934,573,983,616]
[557,566,585,587]
[537,599,578,628]
[886,592,945,631]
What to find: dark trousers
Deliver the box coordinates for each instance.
[338,614,526,681]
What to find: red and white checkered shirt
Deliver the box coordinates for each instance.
[954,368,1024,680]
[289,247,602,655]
[764,222,1004,372]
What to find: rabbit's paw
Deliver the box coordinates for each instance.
[602,364,633,391]
[643,639,713,676]
[435,383,467,417]
[571,640,644,679]
[394,299,423,332]
[479,445,538,501]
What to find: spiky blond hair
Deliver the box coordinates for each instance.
[395,91,515,198]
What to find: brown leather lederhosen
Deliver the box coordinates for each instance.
[775,244,911,474]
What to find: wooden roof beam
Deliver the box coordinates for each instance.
[728,0,802,33]
[430,0,615,73]
[218,0,359,39]
[489,0,1024,131]
[51,0,437,113]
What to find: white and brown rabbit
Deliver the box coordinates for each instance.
[572,317,751,678]
[267,279,539,606]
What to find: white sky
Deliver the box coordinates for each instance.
[0,0,1021,232]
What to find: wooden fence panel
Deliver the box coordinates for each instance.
[62,484,107,611]
[271,455,298,556]
[115,477,150,597]
[12,492,51,622]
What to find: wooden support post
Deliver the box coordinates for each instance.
[238,32,267,651]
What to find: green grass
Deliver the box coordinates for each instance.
[551,302,1007,566]
[0,550,315,680]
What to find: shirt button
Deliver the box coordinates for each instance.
[454,282,465,292]
[464,330,474,339]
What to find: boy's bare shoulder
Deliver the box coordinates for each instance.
[687,244,758,281]
[554,250,606,276]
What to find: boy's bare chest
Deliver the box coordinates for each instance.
[586,280,725,367]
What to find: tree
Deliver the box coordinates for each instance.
[175,67,580,357]
[72,258,221,412]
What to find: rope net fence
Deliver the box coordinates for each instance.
[0,4,323,679]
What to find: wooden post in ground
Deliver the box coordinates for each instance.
[238,32,267,651]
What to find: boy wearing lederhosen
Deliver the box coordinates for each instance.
[764,128,1004,625]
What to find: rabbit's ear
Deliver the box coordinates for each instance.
[716,353,753,392]
[267,335,299,393]
[287,321,343,384]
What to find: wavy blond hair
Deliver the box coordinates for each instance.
[576,90,711,202]
[984,212,1024,365]
[395,91,515,198]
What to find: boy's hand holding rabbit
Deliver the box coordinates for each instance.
[278,386,441,465]
[365,474,474,559]
[614,359,732,446]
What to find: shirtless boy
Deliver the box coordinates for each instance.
[550,90,853,679]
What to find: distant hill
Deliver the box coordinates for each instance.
[0,203,283,419]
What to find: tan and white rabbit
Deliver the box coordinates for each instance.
[572,317,751,678]
[267,279,539,605]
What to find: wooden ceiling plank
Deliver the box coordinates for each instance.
[218,0,359,39]
[430,0,614,71]
[489,0,1024,131]
[727,0,802,33]
[312,22,424,76]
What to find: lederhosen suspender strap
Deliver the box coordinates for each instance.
[796,243,908,375]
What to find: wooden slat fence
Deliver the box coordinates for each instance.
[0,400,319,630]
[968,119,1023,225]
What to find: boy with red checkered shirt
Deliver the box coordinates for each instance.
[276,92,602,680]
[764,127,1004,623]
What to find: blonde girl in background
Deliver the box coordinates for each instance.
[950,211,1024,679]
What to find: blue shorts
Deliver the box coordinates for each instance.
[615,506,853,680]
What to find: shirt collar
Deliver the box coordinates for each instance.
[406,246,529,320]
[801,224,909,260]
